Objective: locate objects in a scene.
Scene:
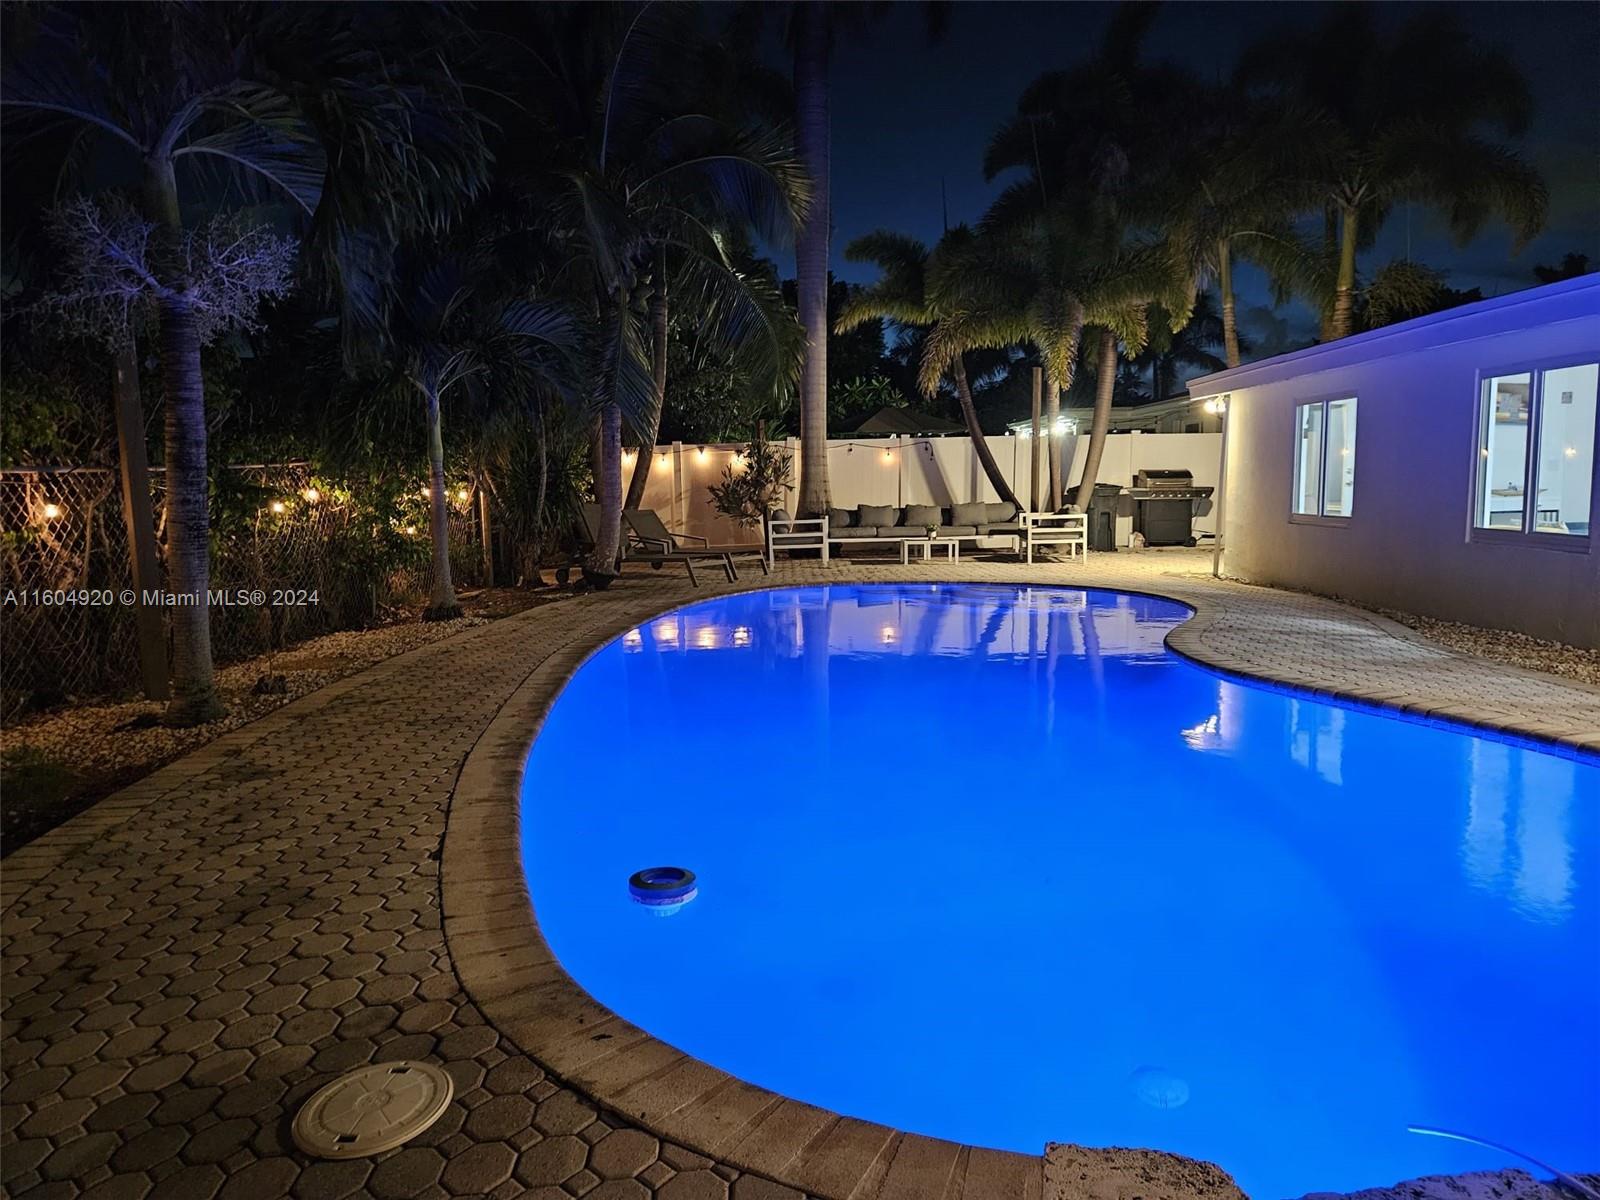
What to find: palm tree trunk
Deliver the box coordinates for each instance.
[144,154,222,726]
[1072,328,1118,511]
[951,355,1018,508]
[157,296,224,724]
[1329,205,1360,340]
[113,341,169,701]
[793,0,833,516]
[1219,237,1241,368]
[624,279,668,511]
[588,403,623,578]
[422,386,460,620]
[1045,368,1063,510]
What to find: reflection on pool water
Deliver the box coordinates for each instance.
[520,585,1599,1197]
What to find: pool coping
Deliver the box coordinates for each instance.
[441,573,1599,1200]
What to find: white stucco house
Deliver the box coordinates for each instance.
[1189,274,1600,648]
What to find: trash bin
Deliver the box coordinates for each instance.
[1083,483,1122,552]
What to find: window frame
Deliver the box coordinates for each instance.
[1288,392,1359,526]
[1468,353,1596,554]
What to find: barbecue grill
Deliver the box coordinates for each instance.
[1127,468,1215,546]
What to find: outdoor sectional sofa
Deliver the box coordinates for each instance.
[826,501,1026,545]
[766,502,1089,564]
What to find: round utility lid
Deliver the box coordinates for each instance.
[292,1061,454,1159]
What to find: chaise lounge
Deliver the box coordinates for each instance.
[624,509,769,581]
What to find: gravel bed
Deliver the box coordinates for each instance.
[1373,606,1600,688]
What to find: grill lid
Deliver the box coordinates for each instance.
[1134,468,1194,489]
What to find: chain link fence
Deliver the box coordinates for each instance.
[2,463,486,715]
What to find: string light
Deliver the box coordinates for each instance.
[405,524,417,536]
[658,453,670,467]
[1565,446,1578,458]
[623,449,636,463]
[271,500,286,514]
[303,487,321,504]
[696,448,708,462]
[42,502,61,520]
[456,486,469,501]
[421,486,431,499]
[882,449,893,462]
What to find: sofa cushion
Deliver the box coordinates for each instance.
[827,507,853,529]
[858,504,897,528]
[951,502,988,527]
[831,526,882,539]
[986,501,1018,524]
[937,525,978,537]
[904,504,942,529]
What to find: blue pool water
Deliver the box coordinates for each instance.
[520,585,1600,1197]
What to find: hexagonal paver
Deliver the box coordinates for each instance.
[462,1093,534,1141]
[590,1129,660,1180]
[585,1180,650,1200]
[515,1133,589,1186]
[367,1146,446,1200]
[660,1172,732,1200]
[532,1090,596,1136]
[438,1141,515,1194]
[290,1159,372,1200]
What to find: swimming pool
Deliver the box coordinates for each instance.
[519,584,1599,1197]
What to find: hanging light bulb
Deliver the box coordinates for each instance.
[271,500,286,514]
[303,487,321,504]
[42,502,61,520]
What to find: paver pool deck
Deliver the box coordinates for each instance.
[4,551,1598,1200]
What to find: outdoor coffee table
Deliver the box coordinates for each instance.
[899,537,960,564]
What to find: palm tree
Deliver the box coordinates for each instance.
[969,5,1190,509]
[835,227,1018,508]
[1238,7,1546,340]
[2,3,487,723]
[1130,293,1240,400]
[516,4,806,579]
[791,0,833,518]
[362,249,579,618]
[1161,86,1323,367]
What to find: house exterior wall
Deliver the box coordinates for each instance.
[1191,276,1600,648]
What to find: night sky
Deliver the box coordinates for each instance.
[807,1,1600,354]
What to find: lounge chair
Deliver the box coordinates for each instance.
[565,504,732,587]
[624,509,769,580]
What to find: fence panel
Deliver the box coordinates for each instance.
[1,464,487,713]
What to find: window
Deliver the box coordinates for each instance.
[1474,362,1596,538]
[1292,398,1357,518]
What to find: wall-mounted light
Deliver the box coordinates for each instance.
[1203,397,1227,416]
[42,502,61,520]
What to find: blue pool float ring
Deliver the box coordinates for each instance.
[629,866,697,906]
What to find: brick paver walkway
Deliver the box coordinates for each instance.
[4,552,1596,1200]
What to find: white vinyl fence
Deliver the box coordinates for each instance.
[626,432,1224,549]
